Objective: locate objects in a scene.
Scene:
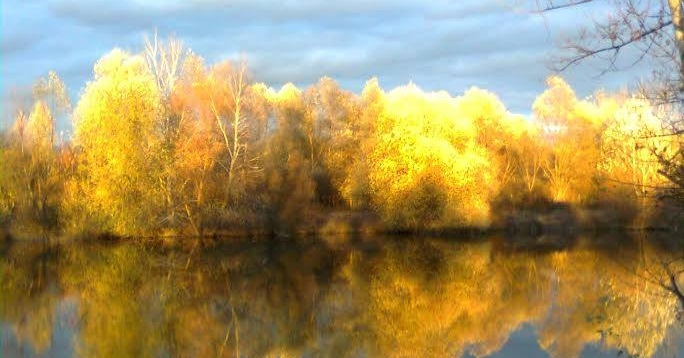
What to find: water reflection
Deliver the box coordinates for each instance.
[1,233,683,358]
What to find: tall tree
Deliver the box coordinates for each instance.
[208,61,265,202]
[304,77,360,206]
[0,101,61,237]
[532,76,603,203]
[260,83,317,233]
[340,78,384,210]
[143,34,189,231]
[167,53,224,234]
[70,49,164,236]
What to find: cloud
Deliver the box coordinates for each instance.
[47,0,417,32]
[1,0,666,129]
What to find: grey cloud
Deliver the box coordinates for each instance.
[47,0,417,33]
[2,0,667,130]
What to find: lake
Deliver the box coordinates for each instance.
[1,232,683,358]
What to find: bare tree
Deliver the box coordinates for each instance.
[144,32,185,100]
[143,33,188,226]
[209,61,262,200]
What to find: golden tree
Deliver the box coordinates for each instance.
[70,49,164,236]
[368,84,497,229]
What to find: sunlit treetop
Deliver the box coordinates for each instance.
[534,76,576,110]
[533,76,579,125]
[32,70,71,113]
[381,83,476,146]
[25,101,54,151]
[455,87,507,123]
[271,83,304,104]
[92,49,149,79]
[361,77,386,106]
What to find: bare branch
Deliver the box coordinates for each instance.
[535,0,595,12]
[557,19,673,71]
[144,31,186,99]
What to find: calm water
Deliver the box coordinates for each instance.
[1,233,684,358]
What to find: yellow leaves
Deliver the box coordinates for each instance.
[598,95,672,209]
[251,82,274,101]
[612,97,662,135]
[361,77,385,109]
[507,113,538,137]
[381,84,475,143]
[93,48,149,80]
[72,49,165,236]
[175,120,223,173]
[369,83,498,229]
[456,87,507,127]
[26,101,54,152]
[271,83,303,104]
[573,99,604,128]
[76,51,161,142]
[533,75,578,123]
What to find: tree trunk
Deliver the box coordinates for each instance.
[669,1,684,89]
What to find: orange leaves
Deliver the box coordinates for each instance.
[174,120,222,175]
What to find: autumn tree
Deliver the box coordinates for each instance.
[303,77,361,206]
[532,76,604,203]
[68,49,164,237]
[454,87,538,207]
[597,94,676,223]
[32,70,70,146]
[142,35,189,226]
[368,84,498,230]
[0,72,70,238]
[165,55,271,234]
[146,35,275,235]
[208,61,266,202]
[161,53,222,234]
[340,78,384,209]
[0,105,58,237]
[260,83,316,233]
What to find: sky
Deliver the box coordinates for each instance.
[0,0,662,132]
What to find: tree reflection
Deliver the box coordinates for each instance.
[1,234,684,357]
[0,243,61,355]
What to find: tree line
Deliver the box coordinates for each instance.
[0,37,681,239]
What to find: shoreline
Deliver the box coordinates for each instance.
[0,207,678,244]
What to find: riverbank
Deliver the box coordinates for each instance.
[1,204,680,244]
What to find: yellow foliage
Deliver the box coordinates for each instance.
[533,76,578,126]
[369,84,497,229]
[3,51,679,237]
[71,48,164,236]
[271,83,304,104]
[598,96,674,215]
[26,101,54,151]
[532,76,605,203]
[340,78,384,209]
